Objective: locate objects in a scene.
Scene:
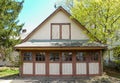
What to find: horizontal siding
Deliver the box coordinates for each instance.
[29,11,89,41]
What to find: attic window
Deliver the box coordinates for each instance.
[51,23,71,40]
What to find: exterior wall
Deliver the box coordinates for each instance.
[28,11,89,41]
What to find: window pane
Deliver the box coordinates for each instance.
[23,52,32,61]
[36,52,45,61]
[52,25,60,39]
[76,52,86,61]
[49,52,59,61]
[89,52,99,61]
[94,52,99,61]
[62,52,72,61]
[62,25,70,39]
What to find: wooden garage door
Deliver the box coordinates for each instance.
[48,52,73,76]
[35,52,46,75]
[62,52,73,75]
[49,52,60,75]
[76,52,87,75]
[88,52,100,75]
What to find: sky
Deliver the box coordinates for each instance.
[18,0,60,33]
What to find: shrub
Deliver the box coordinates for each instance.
[114,60,120,72]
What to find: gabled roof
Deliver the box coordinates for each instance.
[23,6,94,42]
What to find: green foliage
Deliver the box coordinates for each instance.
[71,0,120,44]
[113,46,120,58]
[114,60,120,71]
[0,0,24,62]
[0,67,19,77]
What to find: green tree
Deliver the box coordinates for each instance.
[0,0,24,64]
[55,0,120,61]
[71,0,120,44]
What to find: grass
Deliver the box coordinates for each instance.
[0,67,19,78]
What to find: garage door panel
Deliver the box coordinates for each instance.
[76,63,87,75]
[89,63,99,74]
[49,63,60,75]
[62,63,72,75]
[23,63,33,74]
[35,63,46,75]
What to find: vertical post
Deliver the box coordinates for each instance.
[19,51,22,76]
[46,51,49,76]
[72,51,76,76]
[100,50,103,75]
[33,51,35,76]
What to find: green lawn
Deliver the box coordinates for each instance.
[0,67,19,78]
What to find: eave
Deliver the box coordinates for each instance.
[15,46,106,51]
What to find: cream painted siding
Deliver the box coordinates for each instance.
[89,63,99,74]
[23,63,33,74]
[28,11,89,41]
[62,25,70,39]
[76,63,87,74]
[49,63,60,75]
[62,63,72,75]
[35,63,46,75]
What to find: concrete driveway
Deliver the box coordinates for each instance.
[0,80,38,83]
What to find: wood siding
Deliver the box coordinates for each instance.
[89,63,99,74]
[35,63,46,75]
[49,63,60,75]
[23,63,33,74]
[76,63,87,75]
[28,11,89,41]
[62,63,72,75]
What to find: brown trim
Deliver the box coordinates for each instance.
[86,54,89,76]
[50,24,52,40]
[33,52,35,76]
[60,24,62,39]
[51,23,71,40]
[73,52,76,76]
[99,50,102,75]
[20,51,23,76]
[69,24,71,40]
[15,46,106,51]
[46,52,49,76]
[60,52,62,75]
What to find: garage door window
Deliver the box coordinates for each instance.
[36,52,45,61]
[50,52,60,62]
[62,52,72,61]
[23,52,32,61]
[89,52,99,61]
[76,52,86,61]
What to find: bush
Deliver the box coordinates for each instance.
[114,60,120,72]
